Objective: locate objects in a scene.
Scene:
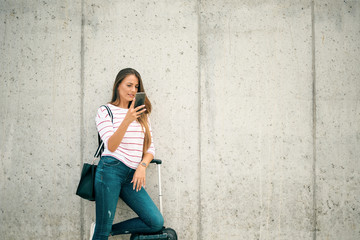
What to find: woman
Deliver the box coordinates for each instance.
[92,68,164,239]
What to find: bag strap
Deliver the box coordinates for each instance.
[94,105,114,158]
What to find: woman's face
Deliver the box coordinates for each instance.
[118,74,139,106]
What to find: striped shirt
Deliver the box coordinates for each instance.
[95,103,155,169]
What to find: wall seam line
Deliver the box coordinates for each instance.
[197,0,202,239]
[311,1,317,240]
[80,0,85,239]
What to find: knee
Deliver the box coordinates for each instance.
[150,213,164,232]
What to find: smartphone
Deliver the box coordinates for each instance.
[134,92,146,109]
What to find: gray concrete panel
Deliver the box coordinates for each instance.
[199,1,314,239]
[315,1,360,239]
[0,0,82,239]
[81,1,199,239]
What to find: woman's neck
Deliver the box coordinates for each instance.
[113,100,129,109]
[118,103,128,108]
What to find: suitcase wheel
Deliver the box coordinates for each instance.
[163,228,177,240]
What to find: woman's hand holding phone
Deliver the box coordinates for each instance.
[124,98,146,124]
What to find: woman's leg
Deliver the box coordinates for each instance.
[111,183,164,235]
[93,157,127,240]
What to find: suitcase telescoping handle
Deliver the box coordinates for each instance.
[150,159,163,215]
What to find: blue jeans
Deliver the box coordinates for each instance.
[92,156,164,240]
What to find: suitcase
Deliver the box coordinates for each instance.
[130,159,177,240]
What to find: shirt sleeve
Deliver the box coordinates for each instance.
[145,117,155,158]
[95,106,114,149]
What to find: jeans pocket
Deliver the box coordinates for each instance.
[102,157,121,166]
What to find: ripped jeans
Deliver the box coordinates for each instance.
[92,156,164,240]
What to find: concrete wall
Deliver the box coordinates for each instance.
[0,1,359,240]
[315,1,360,239]
[199,1,314,239]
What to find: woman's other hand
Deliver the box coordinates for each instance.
[131,165,146,191]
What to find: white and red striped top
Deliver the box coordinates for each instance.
[95,103,155,169]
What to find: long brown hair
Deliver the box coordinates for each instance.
[109,68,152,154]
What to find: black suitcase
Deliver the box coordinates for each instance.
[130,227,177,240]
[130,159,177,240]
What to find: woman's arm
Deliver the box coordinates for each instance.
[107,100,146,152]
[141,152,154,167]
[131,117,155,191]
[131,152,154,192]
[107,119,131,152]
